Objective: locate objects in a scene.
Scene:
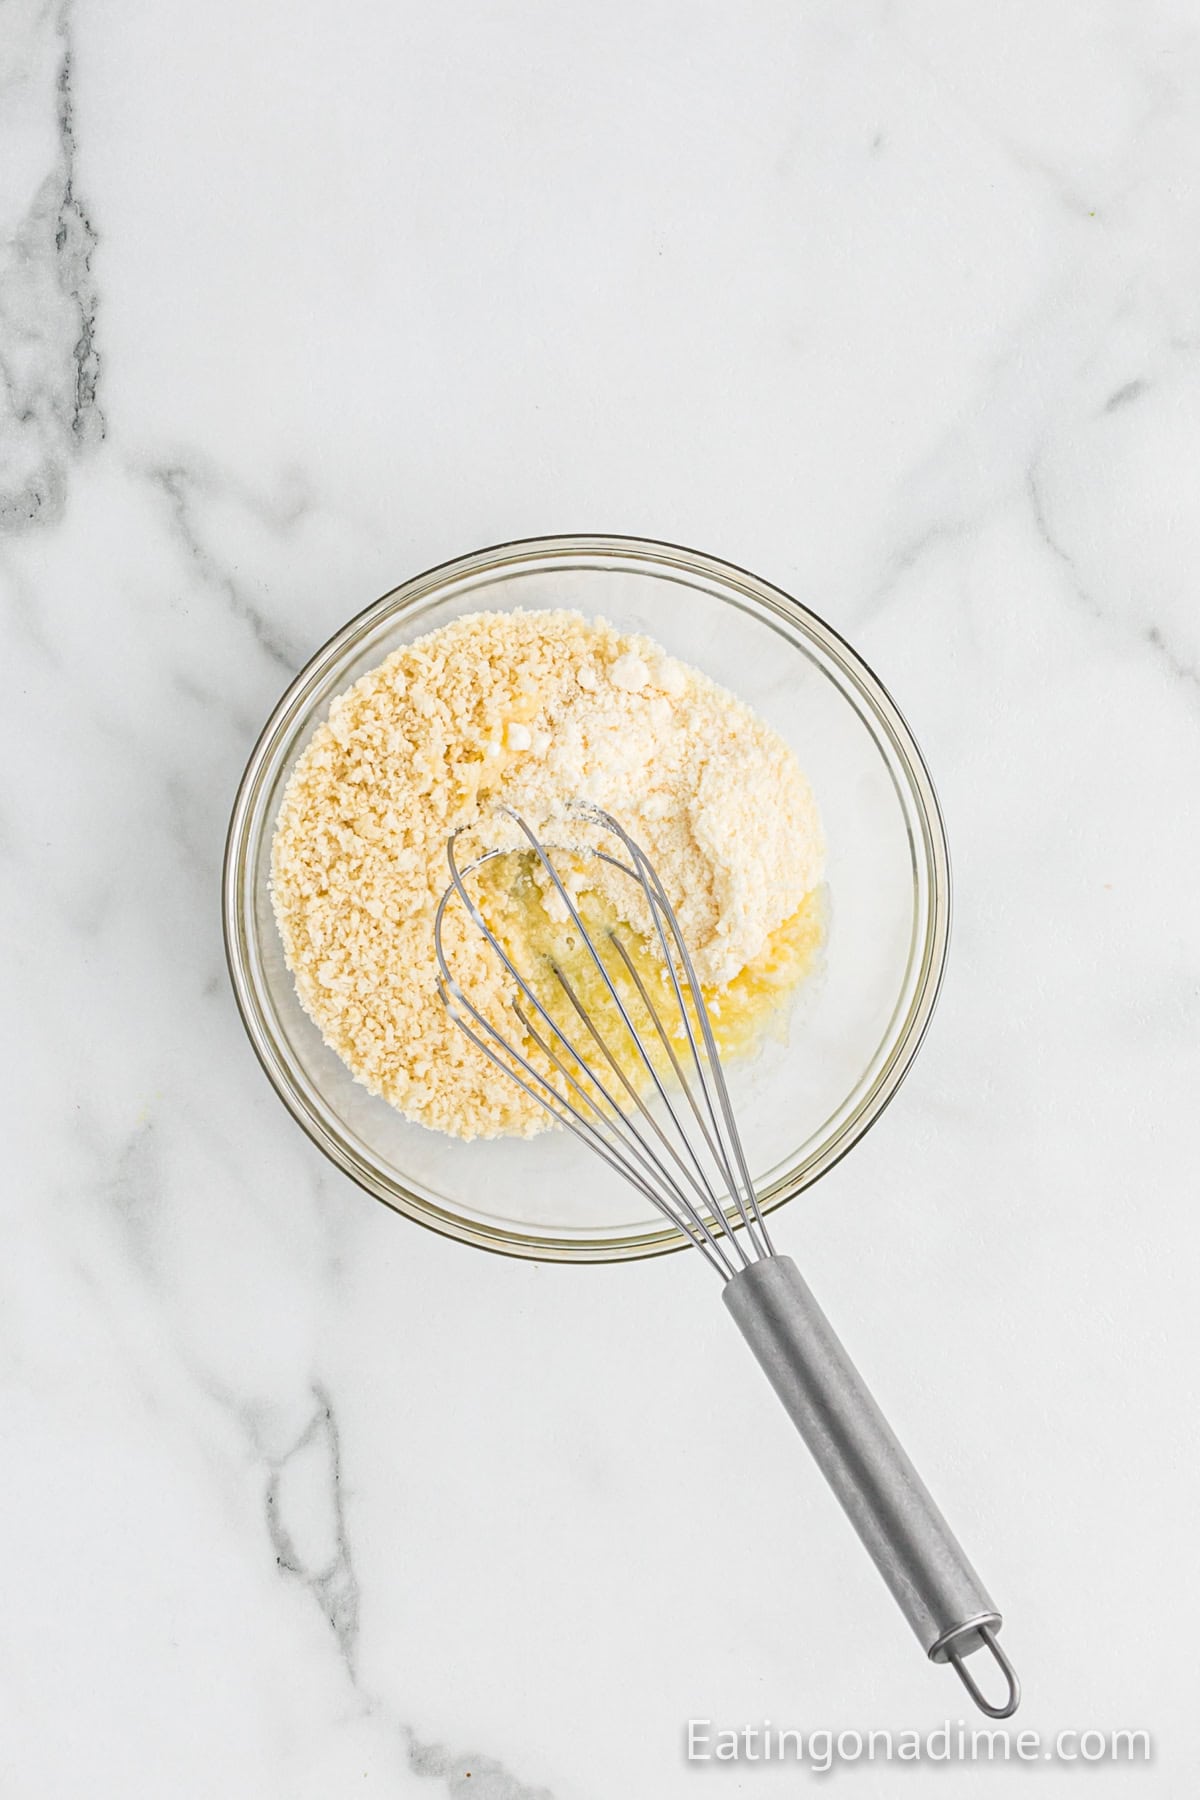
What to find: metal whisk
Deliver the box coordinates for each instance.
[434,804,1019,1719]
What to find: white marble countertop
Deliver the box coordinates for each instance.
[3,3,1198,1794]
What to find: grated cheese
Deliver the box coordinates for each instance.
[270,609,825,1139]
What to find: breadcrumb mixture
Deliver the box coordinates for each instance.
[270,610,825,1139]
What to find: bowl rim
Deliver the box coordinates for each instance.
[222,532,951,1263]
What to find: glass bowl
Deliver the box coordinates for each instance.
[223,535,949,1262]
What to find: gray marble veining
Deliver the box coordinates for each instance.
[2,2,1198,1794]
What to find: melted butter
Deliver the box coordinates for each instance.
[471,850,823,1100]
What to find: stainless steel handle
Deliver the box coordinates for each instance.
[723,1254,1019,1717]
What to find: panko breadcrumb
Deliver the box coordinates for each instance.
[270,609,824,1140]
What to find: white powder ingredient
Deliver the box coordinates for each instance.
[270,609,825,1140]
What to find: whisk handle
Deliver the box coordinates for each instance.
[723,1254,1018,1716]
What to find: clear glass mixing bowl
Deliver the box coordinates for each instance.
[223,535,949,1262]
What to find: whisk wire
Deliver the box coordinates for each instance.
[580,807,774,1261]
[440,831,665,1153]
[436,807,773,1272]
[499,812,754,1268]
[440,826,732,1255]
[543,959,742,1258]
[605,935,752,1243]
[513,995,738,1275]
[507,814,728,1178]
[436,959,734,1275]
